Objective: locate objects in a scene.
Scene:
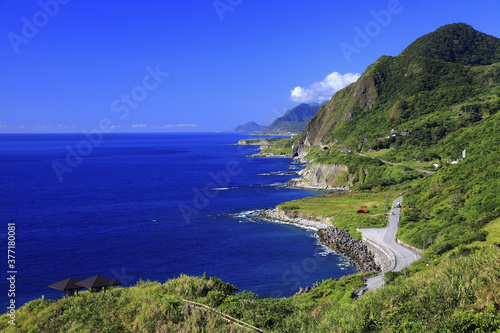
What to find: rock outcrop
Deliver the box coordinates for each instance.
[255,208,331,229]
[317,227,380,273]
[254,209,380,274]
[291,143,310,163]
[287,163,353,190]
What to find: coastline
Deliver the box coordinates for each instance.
[253,207,380,274]
[240,139,381,290]
[237,140,352,191]
[252,207,330,230]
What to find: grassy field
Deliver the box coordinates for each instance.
[362,149,439,172]
[468,217,500,247]
[278,190,400,239]
[362,149,391,158]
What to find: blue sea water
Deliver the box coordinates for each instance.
[0,133,356,307]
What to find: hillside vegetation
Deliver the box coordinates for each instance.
[3,246,499,332]
[287,23,500,255]
[233,121,266,133]
[4,23,500,332]
[260,103,321,134]
[298,23,500,155]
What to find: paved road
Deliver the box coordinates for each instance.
[357,197,421,294]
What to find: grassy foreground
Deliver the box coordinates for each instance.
[2,246,499,332]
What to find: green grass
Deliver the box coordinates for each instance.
[363,148,439,172]
[362,149,390,158]
[260,147,293,155]
[278,191,399,239]
[5,247,500,332]
[469,217,500,247]
[292,274,368,307]
[307,246,500,332]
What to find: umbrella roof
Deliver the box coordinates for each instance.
[75,275,122,289]
[48,277,82,291]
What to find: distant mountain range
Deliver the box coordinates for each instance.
[233,103,323,134]
[233,121,267,133]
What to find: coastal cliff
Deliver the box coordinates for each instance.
[237,138,295,158]
[238,139,355,191]
[287,163,353,190]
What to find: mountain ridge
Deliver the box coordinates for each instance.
[295,23,500,154]
[260,103,322,134]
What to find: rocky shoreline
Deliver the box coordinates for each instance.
[239,141,353,191]
[249,152,294,158]
[254,207,331,230]
[316,227,380,273]
[254,208,380,274]
[242,141,380,293]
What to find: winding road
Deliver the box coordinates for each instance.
[356,197,421,295]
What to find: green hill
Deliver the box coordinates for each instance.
[260,103,321,134]
[400,22,500,66]
[298,24,500,153]
[299,30,500,151]
[287,23,500,253]
[233,121,266,132]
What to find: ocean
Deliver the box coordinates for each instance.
[0,133,356,307]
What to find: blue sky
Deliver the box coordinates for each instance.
[1,0,499,133]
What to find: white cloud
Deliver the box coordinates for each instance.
[131,124,147,128]
[175,124,198,127]
[34,125,50,129]
[152,124,198,128]
[290,72,361,103]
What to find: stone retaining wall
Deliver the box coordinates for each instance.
[317,227,380,273]
[396,239,423,256]
[361,235,395,272]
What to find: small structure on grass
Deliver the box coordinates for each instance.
[75,275,122,292]
[356,208,368,214]
[48,277,83,297]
